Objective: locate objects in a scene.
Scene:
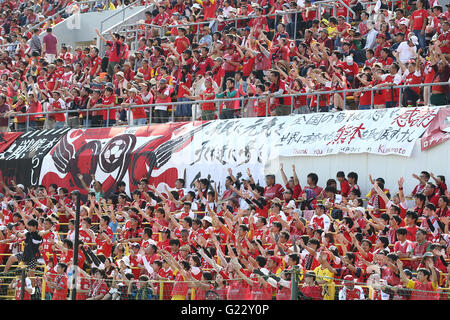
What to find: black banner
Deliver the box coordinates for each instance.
[0,128,70,188]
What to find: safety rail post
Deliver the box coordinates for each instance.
[316,93,319,112]
[293,11,298,41]
[370,88,374,109]
[45,112,49,130]
[85,108,90,129]
[290,95,294,115]
[70,190,81,300]
[41,264,47,300]
[20,267,26,300]
[134,27,139,52]
[128,107,132,126]
[344,92,347,110]
[149,105,153,125]
[194,101,198,121]
[106,107,110,128]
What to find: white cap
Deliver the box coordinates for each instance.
[120,256,130,267]
[355,207,365,214]
[409,35,419,45]
[345,55,353,65]
[285,202,296,209]
[203,216,212,224]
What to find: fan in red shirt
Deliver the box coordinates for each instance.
[374,34,391,59]
[423,182,440,207]
[184,77,216,120]
[97,86,116,126]
[121,87,147,125]
[263,173,285,201]
[48,91,66,125]
[45,262,69,300]
[89,47,102,78]
[87,269,109,300]
[94,215,114,257]
[280,163,302,200]
[152,5,171,26]
[300,271,323,300]
[174,28,190,55]
[336,171,351,197]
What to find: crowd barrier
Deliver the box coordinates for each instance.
[1,263,448,300]
[5,82,449,132]
[1,200,449,300]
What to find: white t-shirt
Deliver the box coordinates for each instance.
[381,73,402,85]
[396,41,417,64]
[310,213,331,232]
[175,210,195,220]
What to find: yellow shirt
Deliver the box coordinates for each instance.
[406,279,437,291]
[314,266,335,300]
[328,26,337,38]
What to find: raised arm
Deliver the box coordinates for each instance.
[372,182,390,205]
[77,173,91,192]
[279,163,288,186]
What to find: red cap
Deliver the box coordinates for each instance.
[269,256,281,266]
[344,275,355,282]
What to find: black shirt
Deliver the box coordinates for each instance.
[23,231,43,261]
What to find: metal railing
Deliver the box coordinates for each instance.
[3,81,448,132]
[98,0,148,54]
[102,0,356,53]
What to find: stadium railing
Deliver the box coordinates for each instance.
[4,81,449,132]
[110,0,356,49]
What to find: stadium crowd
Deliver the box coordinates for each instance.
[0,0,448,131]
[0,166,448,300]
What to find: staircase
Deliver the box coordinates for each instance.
[43,1,149,50]
[97,1,152,55]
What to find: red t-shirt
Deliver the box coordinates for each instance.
[411,9,428,30]
[101,94,116,121]
[174,36,190,55]
[264,184,285,200]
[242,56,256,77]
[52,274,68,300]
[126,95,146,119]
[201,87,216,111]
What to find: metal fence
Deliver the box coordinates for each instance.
[3,81,449,132]
[103,0,356,52]
[98,0,150,55]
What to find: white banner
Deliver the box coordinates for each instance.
[37,107,444,199]
[173,107,442,160]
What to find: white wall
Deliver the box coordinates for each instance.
[40,6,148,49]
[265,140,450,198]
